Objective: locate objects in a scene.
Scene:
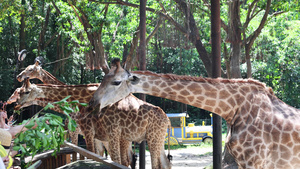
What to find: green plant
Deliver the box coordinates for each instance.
[12,96,86,167]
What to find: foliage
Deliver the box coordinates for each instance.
[242,12,300,108]
[13,113,65,159]
[12,96,86,167]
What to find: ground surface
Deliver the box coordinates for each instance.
[136,146,213,169]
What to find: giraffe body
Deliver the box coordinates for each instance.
[9,80,171,169]
[89,58,300,169]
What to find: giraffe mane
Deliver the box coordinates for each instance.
[41,69,65,85]
[36,83,100,88]
[132,71,275,95]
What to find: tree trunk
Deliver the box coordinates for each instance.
[19,1,26,51]
[230,43,241,78]
[38,6,51,55]
[53,34,61,76]
[223,43,230,78]
[227,0,242,78]
[245,45,252,78]
[174,0,212,77]
[124,27,140,70]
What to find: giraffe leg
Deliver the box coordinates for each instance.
[108,136,122,164]
[77,115,96,153]
[94,139,105,156]
[147,139,160,169]
[84,132,95,153]
[69,127,79,145]
[147,127,171,169]
[119,138,132,167]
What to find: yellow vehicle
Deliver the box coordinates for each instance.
[165,112,213,145]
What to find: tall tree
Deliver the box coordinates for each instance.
[69,1,109,74]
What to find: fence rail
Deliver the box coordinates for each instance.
[22,141,130,169]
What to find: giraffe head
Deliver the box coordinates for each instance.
[6,88,21,104]
[89,58,139,110]
[8,78,44,110]
[17,61,42,82]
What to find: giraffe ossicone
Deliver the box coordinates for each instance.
[90,58,300,169]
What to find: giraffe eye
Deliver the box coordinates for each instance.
[111,81,121,86]
[24,91,30,94]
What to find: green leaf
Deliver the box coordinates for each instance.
[79,103,88,107]
[61,95,71,102]
[68,121,73,131]
[74,106,79,113]
[43,138,48,147]
[36,131,44,138]
[35,140,40,149]
[64,106,74,113]
[50,120,59,126]
[52,133,58,147]
[70,100,79,104]
[19,132,24,142]
[20,145,26,153]
[25,120,36,129]
[13,146,20,151]
[44,103,55,110]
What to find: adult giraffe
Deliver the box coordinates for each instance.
[89,58,300,169]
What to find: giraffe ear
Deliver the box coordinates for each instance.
[129,75,139,85]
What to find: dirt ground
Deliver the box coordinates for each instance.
[135,146,213,169]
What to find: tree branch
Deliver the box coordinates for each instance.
[44,32,59,48]
[146,16,163,45]
[246,0,271,48]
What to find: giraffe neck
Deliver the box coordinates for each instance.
[40,69,65,85]
[35,84,99,103]
[20,84,99,115]
[131,71,271,122]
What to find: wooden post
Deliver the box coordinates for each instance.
[139,0,147,168]
[211,0,222,168]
